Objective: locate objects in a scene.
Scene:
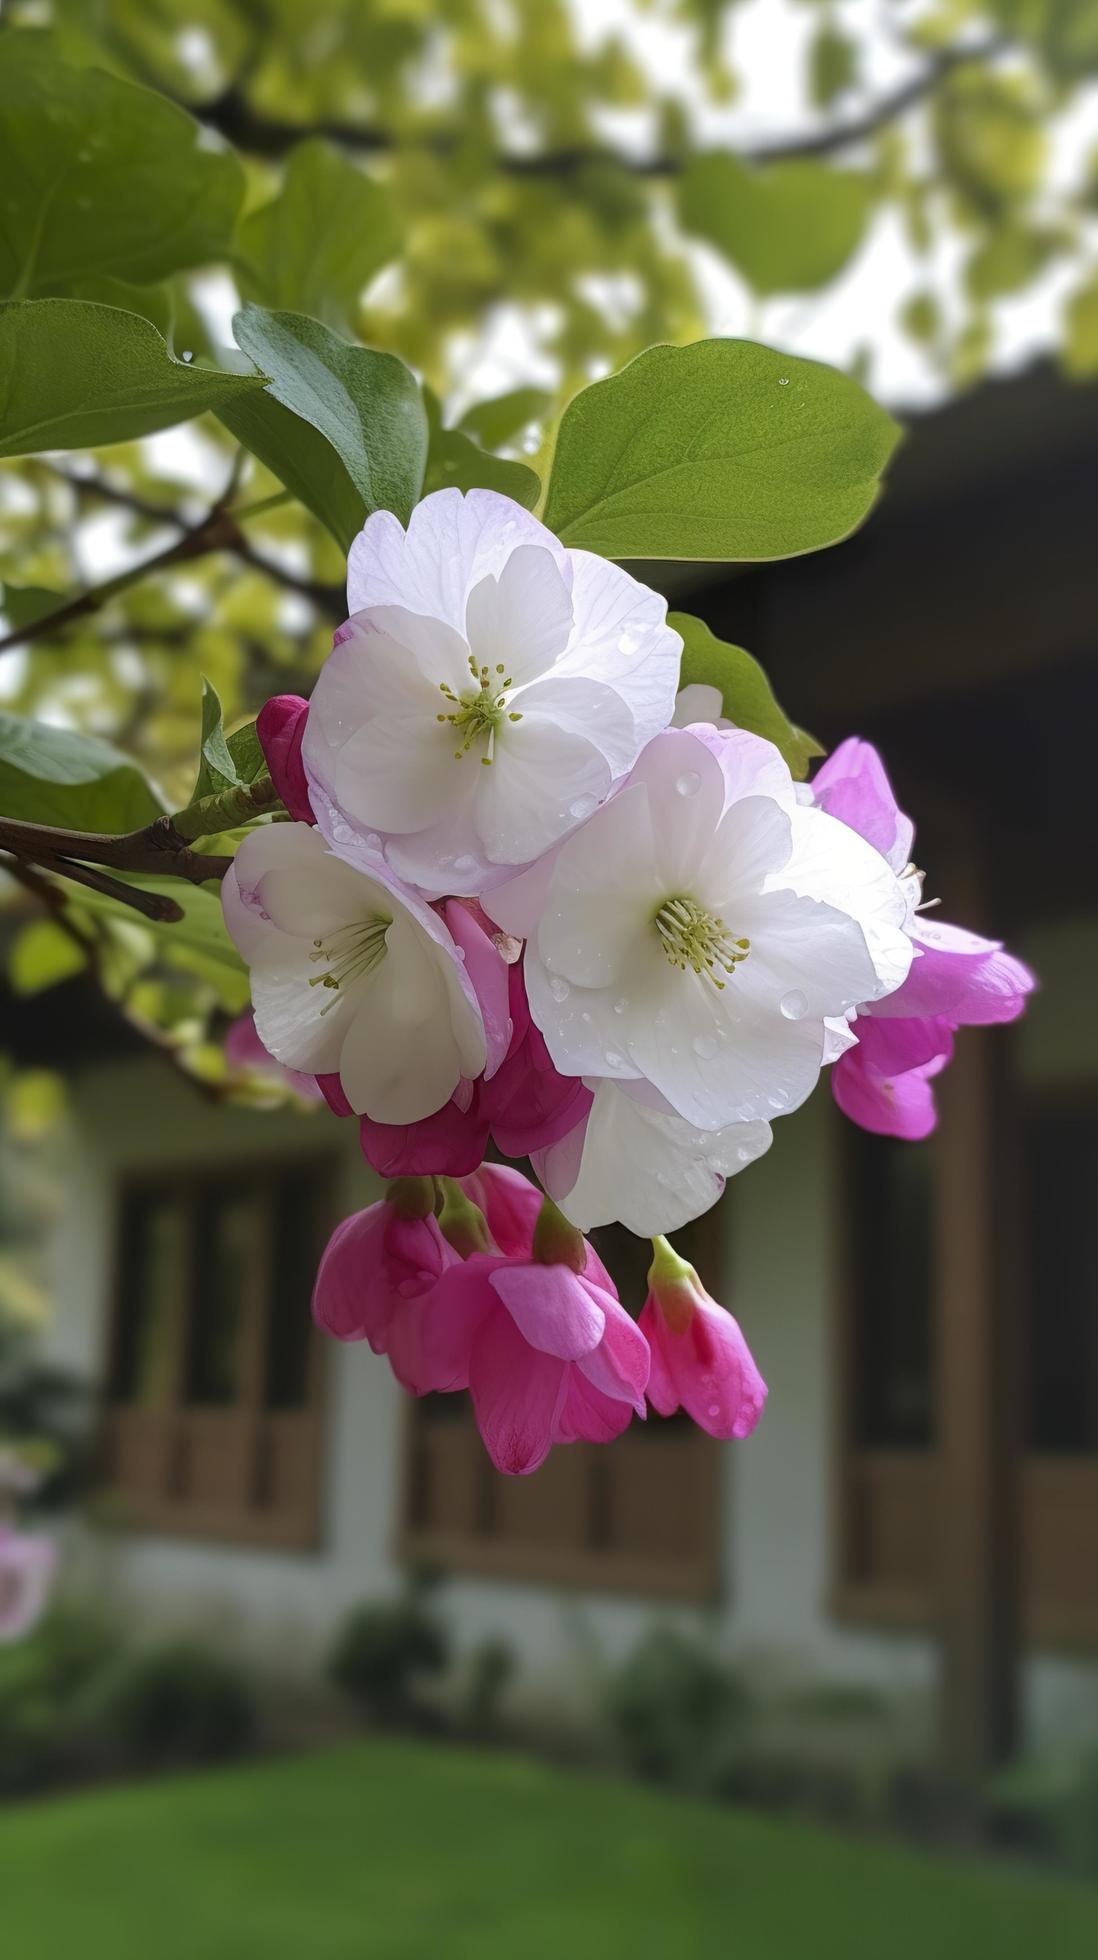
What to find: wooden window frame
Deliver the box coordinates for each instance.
[99,1155,337,1553]
[397,1207,726,1603]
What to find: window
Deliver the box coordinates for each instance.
[834,1123,939,1621]
[401,1214,723,1601]
[1020,1097,1098,1643]
[101,1159,333,1549]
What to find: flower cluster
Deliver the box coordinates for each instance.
[224,489,1033,1472]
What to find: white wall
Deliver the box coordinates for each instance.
[47,1035,1098,1751]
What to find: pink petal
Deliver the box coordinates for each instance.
[460,1163,542,1257]
[488,1262,605,1360]
[575,1284,650,1413]
[468,1308,568,1474]
[257,694,314,824]
[360,1089,490,1178]
[874,918,1036,1026]
[444,900,512,1077]
[831,1044,945,1142]
[810,736,913,873]
[555,1367,636,1444]
[640,1296,767,1440]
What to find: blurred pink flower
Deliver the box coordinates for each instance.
[812,737,1035,1139]
[640,1237,767,1441]
[0,1526,56,1643]
[225,1010,325,1103]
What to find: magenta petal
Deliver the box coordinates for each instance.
[468,1308,568,1475]
[810,736,914,873]
[317,1073,354,1117]
[831,1039,948,1142]
[360,1092,490,1178]
[874,918,1036,1026]
[575,1285,650,1412]
[460,1163,543,1257]
[489,1262,605,1360]
[444,901,511,1078]
[641,1296,766,1440]
[850,1014,954,1077]
[312,1205,452,1347]
[257,694,314,824]
[555,1368,636,1445]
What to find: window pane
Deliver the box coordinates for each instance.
[110,1192,186,1407]
[264,1170,324,1410]
[848,1129,934,1449]
[185,1188,258,1405]
[1026,1108,1098,1454]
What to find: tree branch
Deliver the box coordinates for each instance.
[191,40,1001,173]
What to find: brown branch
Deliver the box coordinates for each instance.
[39,464,345,621]
[0,812,233,885]
[191,41,1001,172]
[24,854,186,923]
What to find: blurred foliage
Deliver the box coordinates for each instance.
[328,1573,450,1726]
[0,1601,116,1793]
[86,1637,258,1767]
[0,0,1095,1100]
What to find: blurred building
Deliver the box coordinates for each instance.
[19,365,1098,1776]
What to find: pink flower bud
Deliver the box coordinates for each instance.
[257,694,313,824]
[640,1237,766,1441]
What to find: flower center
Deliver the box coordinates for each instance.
[654,895,750,991]
[437,654,523,765]
[308,916,391,1011]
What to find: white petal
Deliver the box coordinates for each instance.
[335,714,472,835]
[619,731,729,893]
[336,918,460,1121]
[622,960,827,1129]
[776,804,913,1001]
[525,943,645,1081]
[553,1081,772,1236]
[534,783,657,987]
[553,550,681,748]
[347,489,571,634]
[703,794,793,912]
[732,887,883,1022]
[672,683,729,730]
[471,713,613,865]
[464,545,573,687]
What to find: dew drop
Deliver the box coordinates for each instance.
[780,988,808,1021]
[604,1049,624,1069]
[569,793,597,822]
[768,1089,791,1111]
[181,349,194,363]
[453,853,477,874]
[675,769,701,798]
[612,998,628,1015]
[735,1144,755,1164]
[548,974,571,1002]
[778,376,789,386]
[707,1402,721,1419]
[692,1035,718,1060]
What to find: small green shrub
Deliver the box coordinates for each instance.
[328,1579,450,1727]
[604,1626,751,1795]
[91,1640,257,1768]
[991,1748,1098,1878]
[0,1602,116,1794]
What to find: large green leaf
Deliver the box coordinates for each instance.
[237,139,398,331]
[541,340,900,562]
[0,710,165,831]
[677,157,873,296]
[190,681,266,802]
[0,37,244,299]
[669,613,823,780]
[221,307,427,545]
[0,301,267,458]
[423,392,540,508]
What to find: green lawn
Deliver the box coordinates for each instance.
[2,1739,1097,1959]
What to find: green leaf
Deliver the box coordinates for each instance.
[67,877,250,1013]
[0,300,267,458]
[541,340,901,562]
[677,156,873,295]
[1064,272,1098,378]
[0,37,244,300]
[237,139,399,332]
[458,387,552,450]
[8,919,87,996]
[423,392,540,508]
[0,709,164,831]
[0,583,65,632]
[221,306,428,546]
[809,23,859,108]
[190,683,269,807]
[899,291,942,346]
[670,612,823,779]
[966,222,1066,300]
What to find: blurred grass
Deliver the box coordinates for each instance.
[2,1738,1098,1959]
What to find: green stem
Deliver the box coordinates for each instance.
[169,773,283,842]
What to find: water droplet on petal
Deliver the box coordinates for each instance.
[692,1035,718,1060]
[707,1402,721,1418]
[735,1144,755,1164]
[768,1089,791,1111]
[569,793,597,822]
[780,989,808,1021]
[675,769,701,798]
[548,974,571,1003]
[453,853,477,874]
[604,1049,624,1069]
[612,998,628,1015]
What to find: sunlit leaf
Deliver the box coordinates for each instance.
[424,392,539,507]
[677,156,873,296]
[542,340,901,562]
[0,36,243,300]
[0,300,267,458]
[0,709,164,831]
[237,138,399,331]
[8,919,88,996]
